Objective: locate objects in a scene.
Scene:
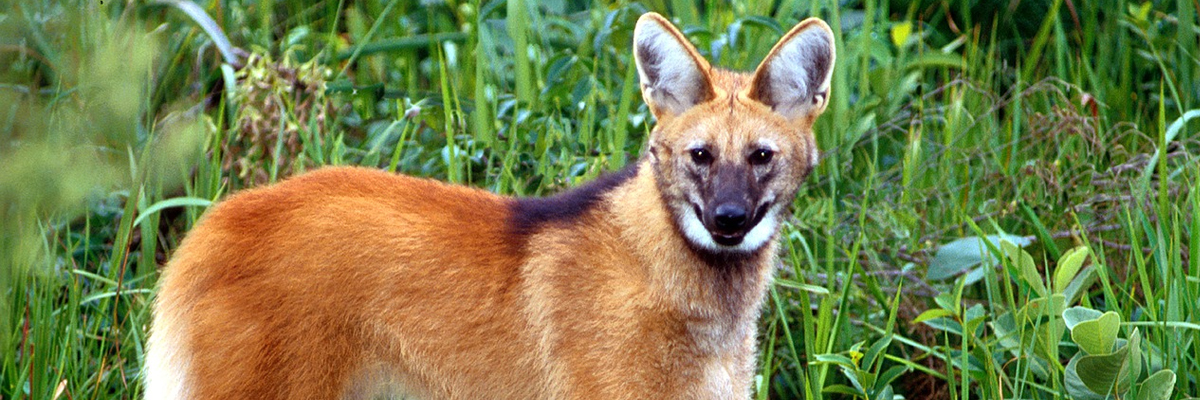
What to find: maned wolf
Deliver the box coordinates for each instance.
[145,12,835,400]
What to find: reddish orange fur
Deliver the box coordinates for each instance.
[146,12,835,399]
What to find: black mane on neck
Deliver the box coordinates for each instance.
[507,163,640,235]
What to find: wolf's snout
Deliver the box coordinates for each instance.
[713,203,748,232]
[704,202,752,246]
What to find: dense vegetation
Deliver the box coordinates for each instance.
[3,0,1199,398]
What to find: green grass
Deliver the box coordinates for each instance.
[3,0,1199,398]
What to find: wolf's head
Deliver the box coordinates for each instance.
[633,12,835,254]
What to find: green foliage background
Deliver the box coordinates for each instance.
[2,0,1199,398]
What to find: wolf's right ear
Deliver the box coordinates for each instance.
[747,18,836,122]
[633,13,715,119]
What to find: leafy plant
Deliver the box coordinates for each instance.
[918,242,1104,398]
[926,234,1033,285]
[814,334,909,400]
[1062,308,1175,400]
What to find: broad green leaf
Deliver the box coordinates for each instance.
[961,265,989,286]
[1072,311,1120,355]
[873,384,894,400]
[926,235,1031,281]
[964,303,986,321]
[1027,356,1052,381]
[1000,239,1019,257]
[1064,267,1098,305]
[1121,330,1142,390]
[822,384,865,397]
[991,312,1022,351]
[922,317,963,336]
[1077,345,1130,395]
[1138,370,1176,400]
[1020,294,1067,321]
[1021,296,1070,359]
[1064,306,1104,330]
[1004,240,1046,297]
[875,365,909,392]
[862,335,893,369]
[964,314,988,339]
[913,308,956,324]
[1055,246,1091,294]
[839,365,867,395]
[1034,321,1068,363]
[813,354,857,368]
[964,304,988,338]
[1019,250,1040,293]
[1065,354,1111,400]
[933,292,958,314]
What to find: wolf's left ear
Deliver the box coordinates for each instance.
[747,19,836,121]
[633,13,715,119]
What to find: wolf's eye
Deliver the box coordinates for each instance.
[689,148,713,165]
[749,149,774,165]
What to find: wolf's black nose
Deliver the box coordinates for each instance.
[713,203,748,231]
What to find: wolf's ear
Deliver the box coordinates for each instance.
[748,19,836,121]
[633,13,715,119]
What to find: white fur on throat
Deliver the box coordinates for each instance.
[680,207,779,253]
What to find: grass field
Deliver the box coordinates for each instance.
[3,0,1200,398]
